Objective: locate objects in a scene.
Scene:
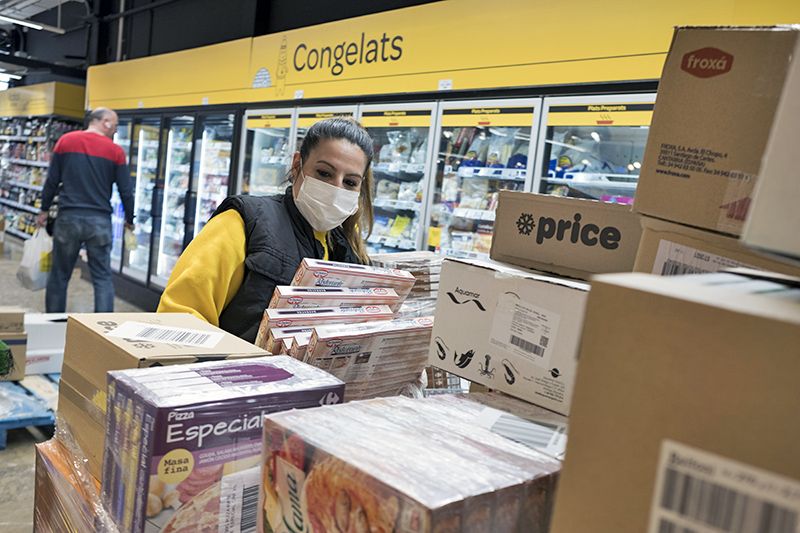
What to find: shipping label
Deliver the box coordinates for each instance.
[107,321,225,349]
[489,293,559,369]
[653,240,756,276]
[648,440,800,533]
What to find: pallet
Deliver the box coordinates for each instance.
[0,373,59,449]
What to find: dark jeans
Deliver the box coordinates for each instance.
[46,212,114,312]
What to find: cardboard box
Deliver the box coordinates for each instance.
[550,271,800,533]
[259,326,313,353]
[102,357,344,533]
[58,313,267,477]
[634,216,800,277]
[262,395,561,533]
[25,313,67,375]
[0,332,27,381]
[429,259,589,415]
[742,57,800,260]
[0,306,25,333]
[634,26,800,235]
[268,286,402,311]
[291,258,417,298]
[491,191,642,279]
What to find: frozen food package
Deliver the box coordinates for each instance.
[291,258,416,298]
[35,420,119,533]
[261,326,313,354]
[268,286,402,311]
[262,305,395,330]
[261,395,561,533]
[305,316,434,401]
[101,357,344,533]
[288,332,312,361]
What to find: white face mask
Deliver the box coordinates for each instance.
[295,175,360,232]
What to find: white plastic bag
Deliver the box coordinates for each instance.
[17,229,53,291]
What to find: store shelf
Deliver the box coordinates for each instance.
[0,198,39,214]
[456,167,526,181]
[442,248,489,260]
[451,207,496,222]
[373,198,422,212]
[5,226,32,240]
[367,234,417,251]
[8,180,44,192]
[8,159,49,168]
[543,177,638,191]
[373,162,426,174]
[0,136,47,142]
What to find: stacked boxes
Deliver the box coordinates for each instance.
[268,286,402,311]
[261,395,562,533]
[0,306,26,381]
[102,356,344,533]
[371,251,442,318]
[24,313,68,375]
[58,313,267,477]
[550,270,800,533]
[291,258,417,298]
[304,316,434,401]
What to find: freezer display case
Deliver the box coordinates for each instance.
[122,117,162,282]
[359,103,436,253]
[192,113,235,237]
[110,117,132,272]
[425,99,540,259]
[151,115,194,288]
[238,108,294,196]
[295,106,357,153]
[533,94,655,204]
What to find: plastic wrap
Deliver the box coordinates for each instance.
[34,419,119,532]
[101,356,344,533]
[291,258,417,299]
[262,395,561,532]
[268,286,402,311]
[304,316,433,401]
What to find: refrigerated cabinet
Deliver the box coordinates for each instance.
[192,113,236,238]
[358,103,436,253]
[238,109,295,196]
[123,117,162,283]
[532,94,655,204]
[110,117,132,272]
[425,99,541,259]
[295,106,357,151]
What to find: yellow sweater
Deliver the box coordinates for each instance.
[157,209,328,326]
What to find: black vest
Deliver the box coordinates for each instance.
[213,189,361,343]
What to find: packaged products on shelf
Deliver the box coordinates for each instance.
[635,26,800,236]
[58,313,267,477]
[304,315,433,401]
[261,395,561,533]
[268,286,402,311]
[551,270,800,533]
[430,258,589,415]
[634,216,800,277]
[102,357,344,533]
[491,191,642,279]
[291,258,416,298]
[261,305,395,329]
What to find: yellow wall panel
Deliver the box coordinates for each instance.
[0,82,85,118]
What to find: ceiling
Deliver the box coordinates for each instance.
[0,0,80,21]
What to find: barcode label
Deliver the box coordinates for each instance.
[510,335,546,357]
[661,259,708,276]
[490,293,560,368]
[106,321,225,348]
[240,485,259,533]
[652,240,755,277]
[648,441,800,533]
[474,407,567,458]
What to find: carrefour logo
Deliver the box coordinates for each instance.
[515,212,621,250]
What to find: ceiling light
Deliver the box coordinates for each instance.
[0,73,22,80]
[633,161,642,169]
[590,131,601,142]
[627,163,635,171]
[0,14,65,34]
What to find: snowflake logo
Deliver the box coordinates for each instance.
[516,213,535,235]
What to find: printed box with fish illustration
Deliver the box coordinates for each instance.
[429,259,589,416]
[102,357,344,533]
[261,395,561,533]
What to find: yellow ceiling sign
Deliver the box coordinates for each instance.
[546,103,654,127]
[87,0,800,110]
[296,111,354,128]
[0,82,85,119]
[360,110,432,128]
[441,107,536,128]
[246,113,293,129]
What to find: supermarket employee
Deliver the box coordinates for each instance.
[158,117,375,343]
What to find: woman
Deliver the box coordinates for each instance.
[158,117,375,342]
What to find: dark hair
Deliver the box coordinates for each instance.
[86,107,113,126]
[299,117,374,173]
[294,117,375,264]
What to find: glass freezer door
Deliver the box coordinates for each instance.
[426,100,539,259]
[151,116,194,288]
[240,110,294,196]
[193,114,234,237]
[295,106,357,153]
[533,95,655,204]
[122,117,162,282]
[359,104,436,253]
[110,117,132,273]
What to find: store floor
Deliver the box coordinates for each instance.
[0,239,144,533]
